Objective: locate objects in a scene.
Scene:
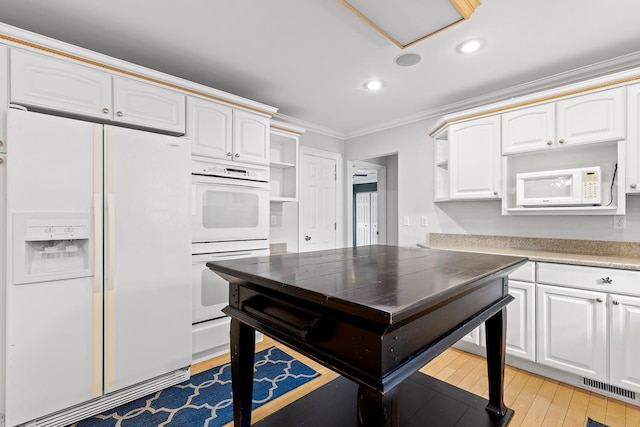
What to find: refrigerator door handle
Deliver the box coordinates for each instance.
[92,124,103,397]
[105,127,116,392]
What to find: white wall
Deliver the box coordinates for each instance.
[269,130,344,252]
[346,120,432,247]
[345,118,640,246]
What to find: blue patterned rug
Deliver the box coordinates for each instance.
[586,418,609,427]
[72,347,319,427]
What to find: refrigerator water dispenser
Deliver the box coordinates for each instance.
[13,212,92,284]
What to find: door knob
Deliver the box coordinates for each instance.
[631,183,638,189]
[305,236,311,241]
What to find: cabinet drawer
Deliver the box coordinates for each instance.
[537,262,640,296]
[509,261,535,282]
[192,317,230,356]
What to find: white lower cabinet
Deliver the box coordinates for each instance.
[537,262,640,397]
[610,293,640,393]
[536,284,608,381]
[506,280,536,361]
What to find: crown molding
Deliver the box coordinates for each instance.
[0,22,278,117]
[345,49,640,140]
[273,113,346,140]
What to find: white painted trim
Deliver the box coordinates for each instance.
[274,113,345,140]
[298,146,344,251]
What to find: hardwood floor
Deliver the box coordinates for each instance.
[191,338,640,427]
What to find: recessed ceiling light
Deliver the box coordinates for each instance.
[364,80,384,91]
[457,39,484,54]
[395,53,422,67]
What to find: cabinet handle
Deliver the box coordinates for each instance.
[612,300,620,305]
[546,140,553,146]
[305,235,311,241]
[102,108,110,114]
[116,111,123,117]
[631,183,638,189]
[558,138,565,144]
[601,276,613,284]
[234,153,240,158]
[596,297,603,303]
[226,152,232,157]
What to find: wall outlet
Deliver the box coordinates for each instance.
[270,215,277,226]
[421,216,428,227]
[403,216,410,226]
[613,215,626,229]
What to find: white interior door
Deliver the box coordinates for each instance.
[301,151,337,252]
[370,192,378,244]
[356,192,371,246]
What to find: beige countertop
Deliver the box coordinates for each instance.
[418,234,640,271]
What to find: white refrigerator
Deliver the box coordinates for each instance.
[4,109,191,426]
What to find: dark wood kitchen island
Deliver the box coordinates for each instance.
[208,245,527,427]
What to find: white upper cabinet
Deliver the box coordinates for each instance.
[112,76,185,134]
[627,83,640,194]
[187,97,233,159]
[187,97,269,166]
[502,88,625,155]
[232,109,269,166]
[556,88,625,146]
[448,115,501,200]
[502,103,554,154]
[10,48,111,120]
[10,49,186,134]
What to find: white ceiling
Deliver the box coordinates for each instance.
[1,0,640,137]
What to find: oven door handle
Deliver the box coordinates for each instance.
[191,175,269,190]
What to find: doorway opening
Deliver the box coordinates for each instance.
[347,155,398,246]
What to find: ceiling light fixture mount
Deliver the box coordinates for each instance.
[364,80,384,91]
[340,0,482,49]
[457,38,484,54]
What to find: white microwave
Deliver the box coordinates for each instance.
[516,166,602,207]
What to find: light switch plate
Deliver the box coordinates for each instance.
[421,216,428,227]
[403,216,410,226]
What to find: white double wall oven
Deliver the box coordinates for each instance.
[190,156,270,362]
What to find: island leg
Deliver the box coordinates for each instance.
[357,385,399,427]
[230,318,256,427]
[484,307,508,418]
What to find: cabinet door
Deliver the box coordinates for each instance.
[113,76,186,135]
[187,97,233,160]
[232,110,269,166]
[610,294,640,393]
[627,84,640,194]
[556,88,625,147]
[536,284,607,381]
[449,115,501,199]
[506,280,535,361]
[502,103,555,154]
[10,48,111,120]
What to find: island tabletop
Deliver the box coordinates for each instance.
[209,245,527,426]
